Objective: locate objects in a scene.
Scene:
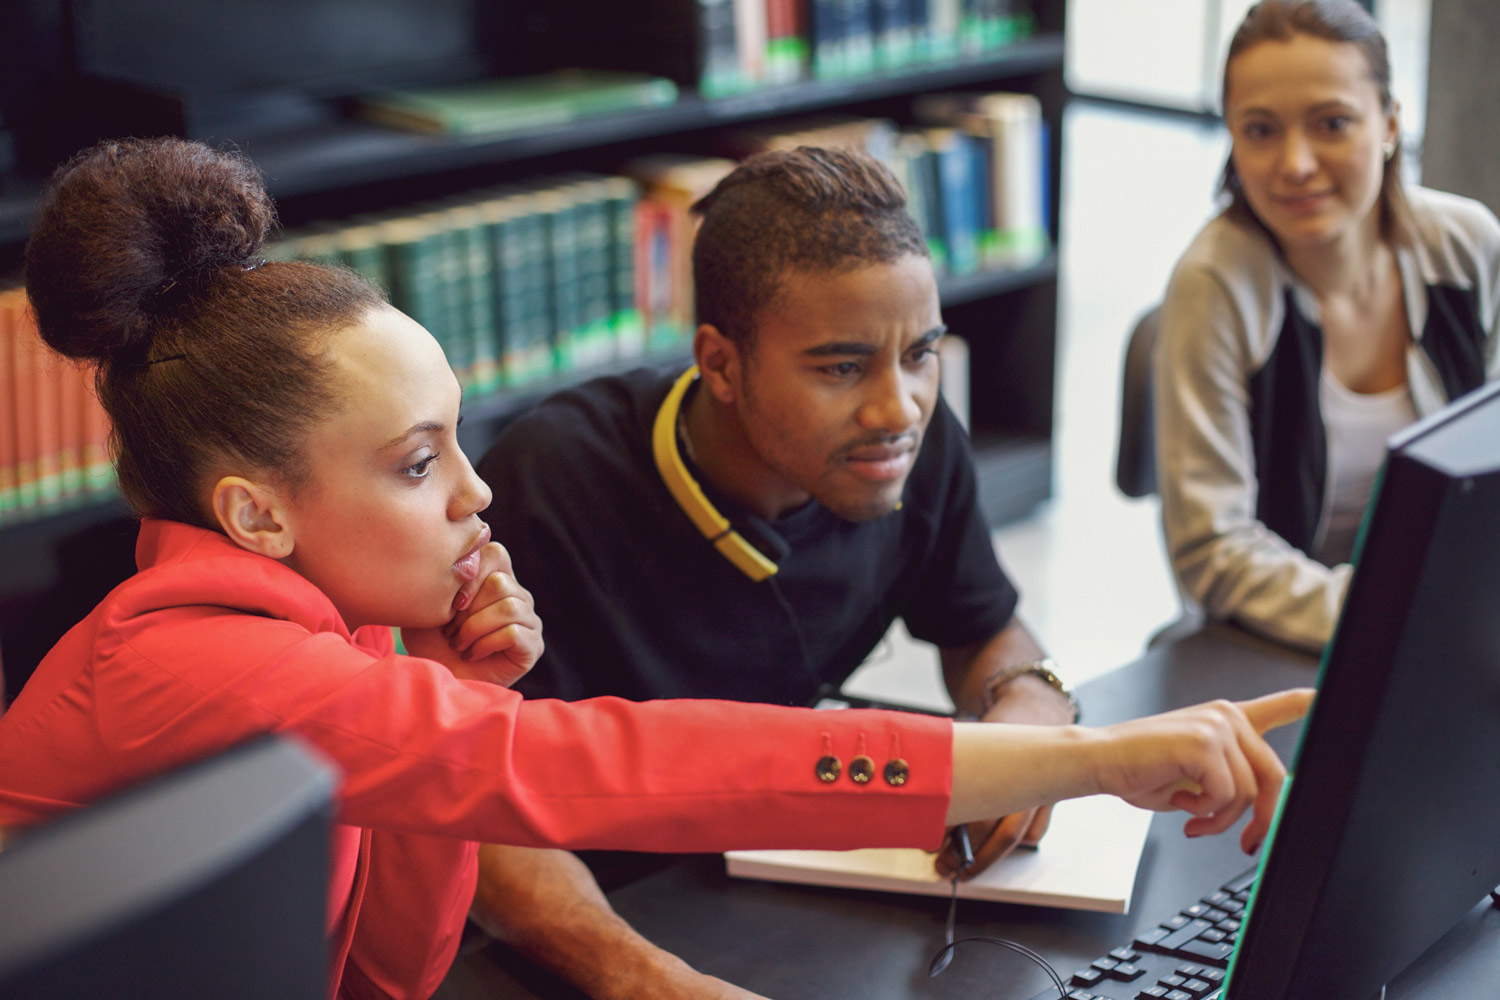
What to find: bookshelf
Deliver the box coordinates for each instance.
[0,0,1068,697]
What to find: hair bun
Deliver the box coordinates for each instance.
[24,137,276,364]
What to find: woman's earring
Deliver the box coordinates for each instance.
[1382,140,1397,161]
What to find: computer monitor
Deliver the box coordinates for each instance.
[1225,379,1500,999]
[0,735,336,999]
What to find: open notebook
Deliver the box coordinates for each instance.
[725,794,1153,914]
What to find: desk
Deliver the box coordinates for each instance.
[437,624,1500,999]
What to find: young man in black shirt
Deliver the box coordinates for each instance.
[471,147,1077,999]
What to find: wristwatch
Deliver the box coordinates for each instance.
[981,657,1080,722]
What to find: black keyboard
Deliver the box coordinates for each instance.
[1026,866,1257,1000]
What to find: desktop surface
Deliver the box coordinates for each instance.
[438,624,1500,999]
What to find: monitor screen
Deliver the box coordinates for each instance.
[0,735,336,999]
[1225,379,1500,999]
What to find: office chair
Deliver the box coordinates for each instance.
[1114,305,1202,648]
[1115,305,1161,498]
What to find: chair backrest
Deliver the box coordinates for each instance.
[1115,305,1162,498]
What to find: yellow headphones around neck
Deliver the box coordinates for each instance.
[651,366,780,582]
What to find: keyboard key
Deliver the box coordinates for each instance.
[1202,908,1228,922]
[1071,967,1105,987]
[1092,957,1119,973]
[1066,992,1097,1000]
[1110,962,1145,982]
[1176,939,1235,966]
[1224,869,1257,893]
[1174,964,1204,977]
[1181,978,1213,997]
[1136,988,1169,999]
[1159,975,1186,988]
[1198,969,1226,984]
[1162,914,1191,930]
[1165,991,1194,1000]
[1216,918,1241,933]
[1110,947,1141,962]
[1198,928,1226,943]
[1157,918,1213,951]
[1133,926,1170,949]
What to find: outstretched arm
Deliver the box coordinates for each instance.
[949,688,1313,855]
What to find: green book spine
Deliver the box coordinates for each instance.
[380,216,451,369]
[488,197,524,387]
[424,214,472,386]
[541,190,583,373]
[496,197,554,386]
[515,206,554,384]
[445,203,500,394]
[605,177,645,360]
[571,180,615,369]
[916,143,949,274]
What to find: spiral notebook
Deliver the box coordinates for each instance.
[725,794,1153,914]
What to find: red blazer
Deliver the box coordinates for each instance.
[0,519,952,999]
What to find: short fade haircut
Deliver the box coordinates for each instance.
[691,146,929,348]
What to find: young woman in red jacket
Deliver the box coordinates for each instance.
[0,137,1310,1000]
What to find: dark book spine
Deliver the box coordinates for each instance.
[604,177,646,358]
[808,0,845,78]
[698,0,742,96]
[541,190,583,374]
[571,180,616,368]
[448,203,501,394]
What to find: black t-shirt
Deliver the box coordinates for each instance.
[478,364,1019,707]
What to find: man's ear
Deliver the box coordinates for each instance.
[694,322,744,405]
[211,476,295,560]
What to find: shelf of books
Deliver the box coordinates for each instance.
[2,98,1056,528]
[1,0,1065,690]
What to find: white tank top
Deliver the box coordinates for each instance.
[1317,367,1417,566]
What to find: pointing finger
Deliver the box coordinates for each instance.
[1237,688,1316,735]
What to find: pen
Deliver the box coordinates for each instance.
[951,824,975,874]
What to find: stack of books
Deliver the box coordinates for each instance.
[806,0,1037,80]
[622,155,739,345]
[274,87,1047,407]
[273,173,653,393]
[562,0,1038,99]
[354,70,680,137]
[723,92,1050,279]
[0,288,114,525]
